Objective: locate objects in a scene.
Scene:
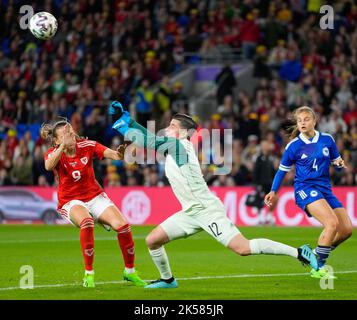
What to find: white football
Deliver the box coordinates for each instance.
[29,12,58,40]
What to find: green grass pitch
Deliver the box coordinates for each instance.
[0,225,356,300]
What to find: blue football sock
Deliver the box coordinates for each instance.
[315,245,332,268]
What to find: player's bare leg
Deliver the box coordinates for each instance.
[98,205,146,286]
[306,199,339,278]
[226,233,318,270]
[145,225,170,249]
[98,205,127,230]
[145,226,178,289]
[307,200,339,246]
[331,207,353,248]
[70,205,95,288]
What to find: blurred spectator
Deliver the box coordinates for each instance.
[343,98,357,126]
[107,173,121,187]
[252,140,277,225]
[278,51,303,82]
[215,64,237,105]
[127,175,138,186]
[10,154,33,186]
[241,135,260,171]
[153,76,172,126]
[337,81,353,109]
[83,109,106,144]
[240,12,260,60]
[38,175,50,187]
[33,146,53,186]
[212,174,236,187]
[225,137,240,184]
[237,106,260,145]
[253,45,272,79]
[0,51,10,69]
[52,73,67,95]
[135,79,154,126]
[0,168,10,186]
[23,131,35,154]
[263,11,285,49]
[143,166,164,187]
[217,95,239,120]
[268,39,288,68]
[104,165,118,187]
[277,3,293,24]
[183,26,203,53]
[171,81,188,113]
[5,130,18,160]
[319,109,348,135]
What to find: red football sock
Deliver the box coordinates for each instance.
[80,217,95,272]
[116,224,135,268]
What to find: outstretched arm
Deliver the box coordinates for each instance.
[103,143,129,160]
[110,105,188,165]
[265,147,294,207]
[264,170,288,207]
[126,119,184,156]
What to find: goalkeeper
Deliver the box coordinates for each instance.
[109,101,319,289]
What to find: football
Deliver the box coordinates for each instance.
[29,12,58,40]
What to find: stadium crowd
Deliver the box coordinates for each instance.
[0,0,356,188]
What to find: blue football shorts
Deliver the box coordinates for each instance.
[295,185,343,217]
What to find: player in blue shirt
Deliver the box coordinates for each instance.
[265,106,353,279]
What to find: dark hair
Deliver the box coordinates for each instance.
[172,113,198,139]
[172,113,198,130]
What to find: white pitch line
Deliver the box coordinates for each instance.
[1,270,357,292]
[1,236,356,245]
[0,236,146,244]
[0,235,212,244]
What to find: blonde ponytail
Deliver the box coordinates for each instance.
[40,123,54,141]
[40,120,68,146]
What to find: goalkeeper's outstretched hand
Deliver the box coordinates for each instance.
[112,110,131,130]
[108,100,125,122]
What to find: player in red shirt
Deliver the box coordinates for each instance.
[41,120,146,288]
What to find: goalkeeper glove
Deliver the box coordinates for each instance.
[112,111,131,135]
[108,101,125,122]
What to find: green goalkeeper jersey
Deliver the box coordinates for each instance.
[124,120,221,212]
